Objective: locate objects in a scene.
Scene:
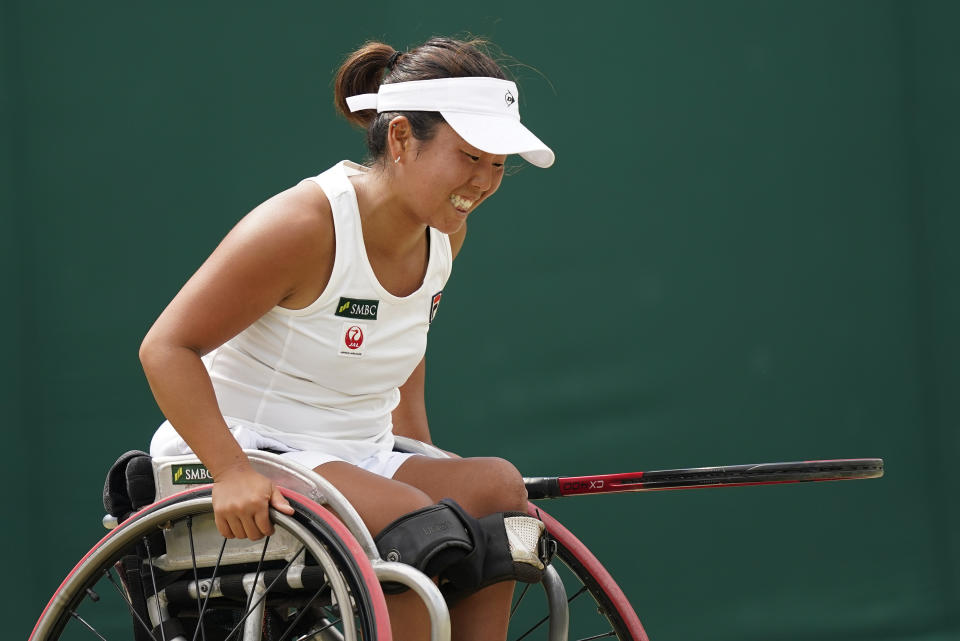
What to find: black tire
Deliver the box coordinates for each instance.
[31,487,390,641]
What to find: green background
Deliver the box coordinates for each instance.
[4,1,958,639]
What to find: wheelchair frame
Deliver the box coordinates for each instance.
[31,437,649,641]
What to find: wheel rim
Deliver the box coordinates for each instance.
[506,544,631,641]
[506,504,649,641]
[32,492,383,641]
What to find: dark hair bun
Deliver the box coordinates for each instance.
[334,41,396,128]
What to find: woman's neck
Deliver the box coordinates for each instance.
[350,170,426,261]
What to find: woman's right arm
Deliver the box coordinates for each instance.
[139,182,334,540]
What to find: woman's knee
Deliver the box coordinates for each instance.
[392,455,529,516]
[468,457,529,514]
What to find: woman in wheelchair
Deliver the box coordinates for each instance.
[137,37,555,641]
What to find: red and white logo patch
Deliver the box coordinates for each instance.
[339,322,368,357]
[429,291,443,324]
[344,325,364,349]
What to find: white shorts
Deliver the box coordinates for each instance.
[149,421,418,480]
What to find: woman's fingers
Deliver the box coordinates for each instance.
[229,515,251,540]
[211,468,287,540]
[216,513,246,540]
[221,507,268,540]
[270,486,296,515]
[215,513,234,539]
[253,507,275,538]
[237,512,263,540]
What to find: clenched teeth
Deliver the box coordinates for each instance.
[449,194,475,211]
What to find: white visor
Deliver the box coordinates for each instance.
[346,77,554,168]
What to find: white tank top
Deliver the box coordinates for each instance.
[203,160,453,461]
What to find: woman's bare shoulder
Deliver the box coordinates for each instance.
[193,180,335,311]
[242,179,333,236]
[218,181,332,264]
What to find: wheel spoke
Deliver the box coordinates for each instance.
[274,580,332,641]
[103,567,159,641]
[38,493,386,641]
[186,516,207,641]
[568,585,588,604]
[69,610,110,641]
[221,545,307,641]
[190,537,228,641]
[575,631,617,641]
[284,614,342,641]
[141,536,167,641]
[510,583,532,619]
[243,535,271,617]
[512,581,590,641]
[507,547,639,641]
[313,617,343,635]
[512,610,550,641]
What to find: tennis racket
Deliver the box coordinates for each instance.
[524,458,883,499]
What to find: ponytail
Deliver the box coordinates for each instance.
[333,42,396,128]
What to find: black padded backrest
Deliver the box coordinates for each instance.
[103,450,156,519]
[125,455,156,510]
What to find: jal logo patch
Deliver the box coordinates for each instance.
[429,291,443,324]
[339,322,368,357]
[335,297,379,321]
[172,464,213,485]
[344,325,364,349]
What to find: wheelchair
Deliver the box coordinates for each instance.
[30,437,649,641]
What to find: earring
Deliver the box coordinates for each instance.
[394,156,400,164]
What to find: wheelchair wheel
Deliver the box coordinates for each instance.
[508,504,650,641]
[31,487,390,641]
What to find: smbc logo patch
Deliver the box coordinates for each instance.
[172,464,213,485]
[334,297,379,320]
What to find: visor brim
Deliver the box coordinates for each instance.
[442,111,555,168]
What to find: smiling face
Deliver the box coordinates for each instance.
[389,117,507,234]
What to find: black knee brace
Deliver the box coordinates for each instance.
[374,499,551,601]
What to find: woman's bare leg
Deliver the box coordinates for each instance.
[314,456,530,641]
[393,456,529,641]
[313,461,435,641]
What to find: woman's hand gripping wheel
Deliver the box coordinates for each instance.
[211,464,295,540]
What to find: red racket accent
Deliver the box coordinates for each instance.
[556,472,646,496]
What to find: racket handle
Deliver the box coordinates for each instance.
[524,476,560,500]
